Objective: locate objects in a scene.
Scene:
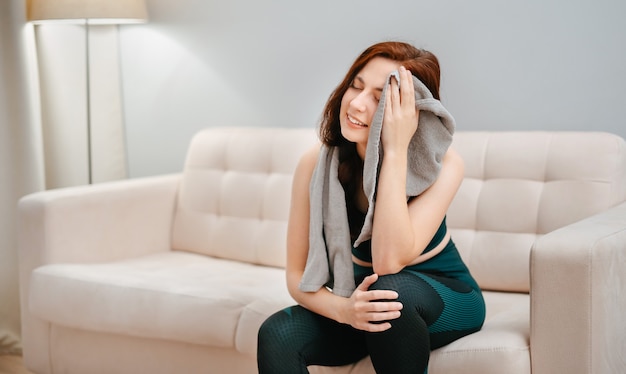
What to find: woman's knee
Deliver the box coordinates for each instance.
[369,272,424,296]
[258,307,309,373]
[258,309,297,359]
[369,272,444,323]
[258,305,321,352]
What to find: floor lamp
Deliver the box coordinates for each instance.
[26,0,148,184]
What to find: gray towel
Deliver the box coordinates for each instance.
[299,72,456,297]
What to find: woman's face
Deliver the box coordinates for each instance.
[339,57,401,156]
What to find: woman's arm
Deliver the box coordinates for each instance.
[371,148,464,275]
[286,145,403,332]
[371,67,464,275]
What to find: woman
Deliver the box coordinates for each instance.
[258,41,485,374]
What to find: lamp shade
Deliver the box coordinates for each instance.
[27,0,148,24]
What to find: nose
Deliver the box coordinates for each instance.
[349,91,368,113]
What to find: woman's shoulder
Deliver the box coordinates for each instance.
[297,143,322,172]
[443,147,464,175]
[293,142,322,182]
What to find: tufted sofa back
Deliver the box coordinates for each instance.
[172,127,626,293]
[447,132,626,292]
[172,127,319,267]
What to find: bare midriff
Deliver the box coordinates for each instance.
[351,230,451,268]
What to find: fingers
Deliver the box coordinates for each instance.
[360,302,403,333]
[368,309,402,323]
[399,66,415,110]
[357,274,400,301]
[385,66,415,118]
[391,71,400,109]
[367,300,403,315]
[357,274,398,299]
[351,275,405,332]
[363,289,400,302]
[354,302,403,332]
[355,277,402,312]
[363,311,402,332]
[357,273,378,291]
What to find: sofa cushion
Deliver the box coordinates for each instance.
[28,251,294,350]
[172,127,319,267]
[28,250,531,372]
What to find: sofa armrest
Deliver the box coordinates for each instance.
[19,174,180,271]
[18,174,180,373]
[530,201,626,374]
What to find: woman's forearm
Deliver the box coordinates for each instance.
[286,271,348,323]
[370,150,417,274]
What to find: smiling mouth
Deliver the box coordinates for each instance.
[348,115,368,127]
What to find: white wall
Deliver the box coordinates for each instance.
[119,0,626,178]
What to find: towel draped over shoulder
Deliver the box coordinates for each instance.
[299,72,456,297]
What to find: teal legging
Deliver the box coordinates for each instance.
[257,241,485,374]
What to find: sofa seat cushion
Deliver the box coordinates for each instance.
[310,291,530,374]
[428,291,530,373]
[29,251,530,372]
[28,251,294,350]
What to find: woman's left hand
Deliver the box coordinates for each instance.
[381,66,419,154]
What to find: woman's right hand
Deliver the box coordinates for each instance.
[340,274,403,332]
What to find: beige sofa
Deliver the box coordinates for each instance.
[19,127,626,374]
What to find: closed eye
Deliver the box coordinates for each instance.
[350,75,383,103]
[350,80,364,90]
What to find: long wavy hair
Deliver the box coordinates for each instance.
[319,41,442,239]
